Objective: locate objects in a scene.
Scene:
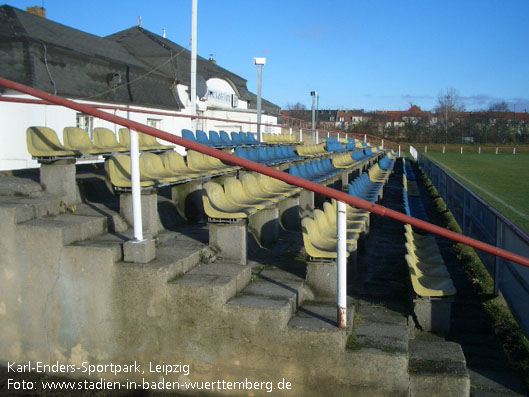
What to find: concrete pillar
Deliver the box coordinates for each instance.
[306,250,358,299]
[120,191,161,238]
[413,297,452,335]
[209,220,248,264]
[40,160,80,204]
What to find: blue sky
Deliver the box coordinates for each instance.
[5,0,529,112]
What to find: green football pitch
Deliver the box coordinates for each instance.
[423,152,529,234]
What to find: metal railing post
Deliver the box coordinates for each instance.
[129,128,143,241]
[398,145,401,157]
[337,201,347,328]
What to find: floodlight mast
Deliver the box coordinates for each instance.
[311,91,317,144]
[254,57,266,142]
[190,0,198,133]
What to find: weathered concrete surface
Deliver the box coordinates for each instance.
[123,238,156,263]
[209,220,248,264]
[413,297,452,334]
[120,191,163,237]
[409,332,470,397]
[40,161,81,204]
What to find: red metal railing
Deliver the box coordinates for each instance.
[1,76,528,268]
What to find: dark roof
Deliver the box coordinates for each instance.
[0,5,280,115]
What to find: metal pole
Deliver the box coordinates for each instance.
[257,64,263,142]
[311,94,316,130]
[398,145,401,157]
[364,134,367,143]
[190,0,198,133]
[381,139,384,149]
[337,201,347,328]
[299,128,303,143]
[289,127,292,136]
[316,93,319,127]
[129,128,144,241]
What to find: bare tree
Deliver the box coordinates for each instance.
[283,102,310,121]
[434,88,465,140]
[488,101,510,112]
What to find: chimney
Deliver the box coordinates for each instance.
[26,6,46,18]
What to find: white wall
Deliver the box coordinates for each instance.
[0,76,279,171]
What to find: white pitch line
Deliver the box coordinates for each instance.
[437,162,529,220]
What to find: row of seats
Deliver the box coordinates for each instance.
[202,174,300,220]
[289,159,341,182]
[27,126,174,159]
[182,129,259,147]
[404,224,456,297]
[105,151,237,189]
[331,152,361,169]
[403,183,429,222]
[295,143,327,157]
[234,145,300,165]
[262,134,298,145]
[325,138,347,153]
[403,157,418,181]
[301,200,368,259]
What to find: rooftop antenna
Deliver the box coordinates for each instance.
[138,16,142,27]
[162,27,166,38]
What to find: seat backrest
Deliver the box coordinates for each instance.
[231,132,242,145]
[94,127,120,148]
[209,131,222,144]
[119,128,131,147]
[141,133,161,147]
[140,152,165,176]
[26,126,65,153]
[161,151,188,174]
[219,130,232,144]
[196,130,210,144]
[182,129,197,142]
[63,127,94,150]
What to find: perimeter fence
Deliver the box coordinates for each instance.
[418,153,529,336]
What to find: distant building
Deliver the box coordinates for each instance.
[0,5,280,170]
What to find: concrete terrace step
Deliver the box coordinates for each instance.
[225,266,308,330]
[17,213,107,246]
[73,202,129,233]
[0,195,64,223]
[353,303,409,354]
[171,261,252,309]
[288,300,354,350]
[409,332,470,397]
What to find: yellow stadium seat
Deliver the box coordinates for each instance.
[160,151,209,178]
[405,255,456,297]
[63,127,108,155]
[223,177,273,210]
[93,127,128,152]
[139,153,185,184]
[241,173,281,202]
[105,155,156,189]
[26,126,77,158]
[202,181,255,219]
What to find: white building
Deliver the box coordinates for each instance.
[0,5,280,170]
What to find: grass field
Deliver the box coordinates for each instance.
[423,152,529,234]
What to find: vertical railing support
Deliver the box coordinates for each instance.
[129,128,144,241]
[364,134,367,143]
[300,128,303,143]
[398,145,401,157]
[381,139,384,149]
[337,201,347,328]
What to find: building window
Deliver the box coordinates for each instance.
[147,118,162,129]
[339,117,344,122]
[76,113,94,138]
[330,117,335,121]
